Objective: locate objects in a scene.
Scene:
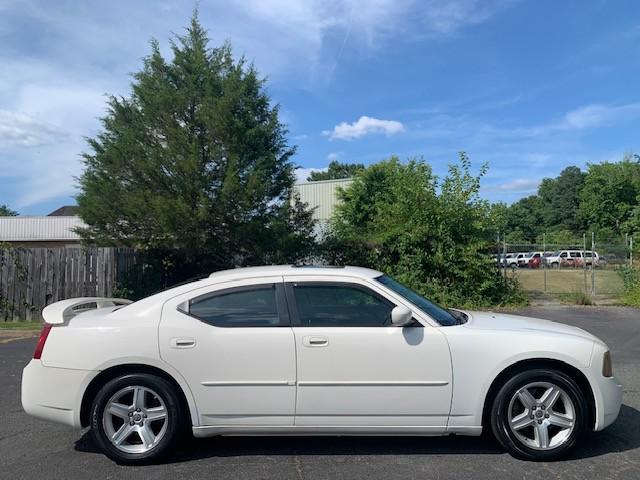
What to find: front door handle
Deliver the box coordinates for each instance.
[303,336,329,347]
[170,337,196,349]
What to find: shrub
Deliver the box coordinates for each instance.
[321,154,526,308]
[617,265,640,306]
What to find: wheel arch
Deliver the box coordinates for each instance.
[80,363,197,428]
[481,358,596,432]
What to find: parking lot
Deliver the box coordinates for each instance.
[1,306,639,480]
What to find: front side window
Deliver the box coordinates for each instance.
[376,275,459,326]
[290,283,394,327]
[187,284,282,327]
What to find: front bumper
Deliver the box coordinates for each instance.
[21,359,96,428]
[593,374,623,431]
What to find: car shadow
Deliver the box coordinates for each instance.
[74,404,640,464]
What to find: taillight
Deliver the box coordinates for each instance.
[33,323,53,359]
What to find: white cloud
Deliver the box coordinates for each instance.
[323,116,405,140]
[0,110,68,147]
[295,167,328,183]
[560,103,640,130]
[0,0,514,210]
[327,151,342,161]
[490,178,541,192]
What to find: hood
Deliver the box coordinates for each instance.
[461,310,598,342]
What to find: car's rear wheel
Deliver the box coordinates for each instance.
[491,369,587,461]
[91,373,183,464]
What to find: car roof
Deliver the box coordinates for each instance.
[208,264,384,280]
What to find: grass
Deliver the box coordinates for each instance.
[511,268,623,295]
[559,290,595,305]
[0,321,43,331]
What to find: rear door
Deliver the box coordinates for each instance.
[285,276,452,430]
[160,277,296,426]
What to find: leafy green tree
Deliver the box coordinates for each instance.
[579,155,640,236]
[323,154,524,307]
[0,205,17,216]
[538,166,585,232]
[307,160,365,181]
[503,195,545,242]
[76,13,315,289]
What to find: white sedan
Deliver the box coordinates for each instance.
[22,265,622,464]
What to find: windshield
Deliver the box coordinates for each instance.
[376,275,459,326]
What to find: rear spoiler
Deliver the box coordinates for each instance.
[42,297,133,325]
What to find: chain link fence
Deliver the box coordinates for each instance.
[493,234,635,296]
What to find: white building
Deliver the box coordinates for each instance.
[293,178,353,224]
[0,206,85,247]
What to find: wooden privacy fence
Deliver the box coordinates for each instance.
[0,247,141,322]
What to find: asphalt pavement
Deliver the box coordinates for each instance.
[1,306,639,479]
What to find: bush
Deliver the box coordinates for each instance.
[617,265,640,306]
[320,154,526,308]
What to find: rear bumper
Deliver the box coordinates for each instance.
[21,359,96,428]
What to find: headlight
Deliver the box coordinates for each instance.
[602,351,613,377]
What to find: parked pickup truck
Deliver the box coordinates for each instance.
[545,250,599,268]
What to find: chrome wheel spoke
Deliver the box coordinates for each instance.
[548,412,573,428]
[137,424,155,448]
[145,406,167,422]
[510,411,533,430]
[132,387,146,410]
[540,386,561,409]
[112,423,134,446]
[108,402,131,420]
[517,388,537,409]
[534,423,550,449]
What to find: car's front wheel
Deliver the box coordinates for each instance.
[491,368,587,461]
[91,373,184,464]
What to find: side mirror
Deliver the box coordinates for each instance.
[391,305,413,326]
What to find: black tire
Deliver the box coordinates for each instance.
[91,373,184,465]
[490,368,587,461]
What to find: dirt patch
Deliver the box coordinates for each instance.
[0,330,39,344]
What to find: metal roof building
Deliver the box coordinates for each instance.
[293,178,353,223]
[0,216,85,246]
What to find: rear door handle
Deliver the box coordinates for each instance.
[303,336,329,347]
[170,337,196,349]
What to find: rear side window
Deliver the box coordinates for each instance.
[187,285,283,327]
[289,283,394,327]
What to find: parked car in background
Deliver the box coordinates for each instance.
[545,251,599,268]
[22,265,622,464]
[496,253,518,268]
[528,253,543,269]
[513,252,529,267]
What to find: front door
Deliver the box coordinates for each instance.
[285,278,453,430]
[160,277,296,426]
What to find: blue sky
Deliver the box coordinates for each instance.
[1,0,640,215]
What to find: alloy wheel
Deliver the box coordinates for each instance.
[507,381,576,450]
[102,385,169,454]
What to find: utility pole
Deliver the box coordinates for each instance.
[631,237,634,268]
[591,232,596,295]
[497,232,501,272]
[543,233,547,293]
[502,237,507,279]
[583,233,587,294]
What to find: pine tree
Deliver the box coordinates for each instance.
[77,12,315,285]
